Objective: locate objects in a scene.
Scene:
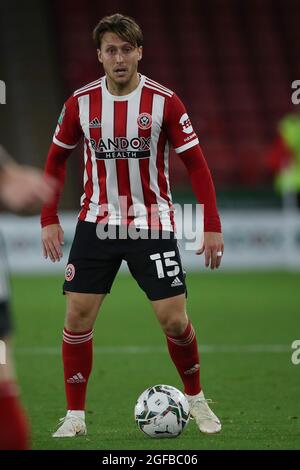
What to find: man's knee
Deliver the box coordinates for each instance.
[66,312,92,332]
[65,292,104,332]
[152,294,188,337]
[156,306,188,337]
[162,315,188,337]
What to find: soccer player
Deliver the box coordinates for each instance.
[0,144,56,449]
[41,14,224,438]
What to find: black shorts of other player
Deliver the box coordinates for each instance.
[0,233,12,338]
[0,301,12,339]
[63,221,187,301]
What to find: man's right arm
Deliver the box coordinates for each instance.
[41,143,71,262]
[41,95,82,262]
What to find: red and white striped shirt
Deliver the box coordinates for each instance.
[41,75,221,233]
[52,74,199,230]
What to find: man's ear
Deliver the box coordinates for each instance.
[138,46,143,61]
[97,49,103,64]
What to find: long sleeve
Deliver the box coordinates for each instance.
[178,145,222,233]
[40,143,71,227]
[40,95,82,227]
[163,92,221,232]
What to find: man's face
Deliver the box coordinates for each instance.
[97,32,142,86]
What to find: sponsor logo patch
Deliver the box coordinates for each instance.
[179,113,193,134]
[58,104,66,125]
[91,136,151,160]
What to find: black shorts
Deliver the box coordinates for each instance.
[63,221,187,301]
[0,233,12,338]
[0,301,12,339]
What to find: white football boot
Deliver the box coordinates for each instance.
[52,411,87,437]
[186,390,221,434]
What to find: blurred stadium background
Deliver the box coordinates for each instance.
[0,0,300,450]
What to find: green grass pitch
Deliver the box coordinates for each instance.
[10,271,300,450]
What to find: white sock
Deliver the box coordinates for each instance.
[185,390,204,401]
[67,410,85,420]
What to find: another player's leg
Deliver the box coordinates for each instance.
[52,292,105,438]
[0,237,30,449]
[151,294,221,434]
[0,335,30,449]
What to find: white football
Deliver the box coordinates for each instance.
[134,384,190,438]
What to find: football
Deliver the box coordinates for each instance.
[134,384,190,438]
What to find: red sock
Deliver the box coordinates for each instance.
[166,320,201,395]
[62,328,93,410]
[0,381,30,450]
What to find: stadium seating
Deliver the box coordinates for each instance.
[51,0,300,189]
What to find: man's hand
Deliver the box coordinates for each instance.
[42,224,64,262]
[0,163,57,213]
[196,232,224,270]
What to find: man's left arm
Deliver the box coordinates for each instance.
[164,93,224,269]
[178,145,224,269]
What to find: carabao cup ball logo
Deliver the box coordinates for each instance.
[65,264,75,282]
[137,113,152,130]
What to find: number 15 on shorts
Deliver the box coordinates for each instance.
[150,251,180,279]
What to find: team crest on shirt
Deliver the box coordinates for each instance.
[137,113,152,130]
[65,264,75,282]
